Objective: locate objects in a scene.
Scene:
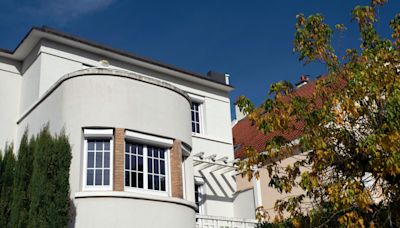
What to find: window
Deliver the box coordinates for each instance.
[83,129,113,191]
[191,102,201,134]
[194,183,204,214]
[125,142,168,193]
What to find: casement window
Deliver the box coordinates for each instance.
[124,130,172,195]
[191,102,201,134]
[83,129,113,191]
[189,94,205,134]
[194,183,204,214]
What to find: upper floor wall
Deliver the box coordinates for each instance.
[15,37,233,149]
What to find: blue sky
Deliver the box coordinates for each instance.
[1,0,399,117]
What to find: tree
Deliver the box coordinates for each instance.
[10,132,35,228]
[28,127,72,228]
[237,0,400,226]
[0,145,16,227]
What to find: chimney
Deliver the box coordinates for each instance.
[234,104,246,122]
[296,74,309,88]
[207,71,230,85]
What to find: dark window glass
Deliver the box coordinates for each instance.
[138,173,143,188]
[104,152,110,168]
[87,170,94,185]
[125,154,130,169]
[88,141,95,150]
[104,169,110,185]
[131,172,137,187]
[87,152,94,168]
[148,175,153,189]
[95,141,103,150]
[125,171,130,186]
[148,158,152,172]
[95,170,102,185]
[160,160,165,175]
[160,176,166,191]
[104,141,110,150]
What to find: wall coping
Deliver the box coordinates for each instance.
[17,67,191,124]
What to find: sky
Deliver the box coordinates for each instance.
[0,0,399,118]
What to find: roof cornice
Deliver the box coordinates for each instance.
[0,26,233,92]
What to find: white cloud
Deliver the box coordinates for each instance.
[22,0,116,22]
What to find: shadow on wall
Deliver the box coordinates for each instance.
[68,198,76,227]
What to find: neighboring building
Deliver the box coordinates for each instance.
[0,27,256,228]
[232,77,315,221]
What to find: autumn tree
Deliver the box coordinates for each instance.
[237,0,400,226]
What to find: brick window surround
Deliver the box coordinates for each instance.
[113,128,183,198]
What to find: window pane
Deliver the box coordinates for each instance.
[96,152,103,168]
[96,141,103,150]
[138,145,143,155]
[125,171,130,186]
[148,174,153,189]
[87,152,94,168]
[95,169,102,185]
[138,173,143,188]
[132,144,136,154]
[131,172,137,187]
[104,169,110,185]
[160,150,165,159]
[87,169,94,185]
[154,149,159,158]
[104,141,110,150]
[154,176,159,190]
[138,157,143,171]
[148,158,152,173]
[88,141,95,150]
[154,160,159,174]
[148,147,153,157]
[160,160,165,175]
[195,112,199,122]
[131,155,136,170]
[104,152,110,168]
[125,154,130,169]
[160,176,166,191]
[196,124,200,133]
[125,143,130,152]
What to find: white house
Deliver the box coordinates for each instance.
[0,27,256,228]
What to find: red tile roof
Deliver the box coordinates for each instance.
[233,80,317,159]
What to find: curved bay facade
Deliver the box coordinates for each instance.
[0,27,257,228]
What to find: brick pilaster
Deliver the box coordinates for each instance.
[170,140,183,198]
[114,128,125,191]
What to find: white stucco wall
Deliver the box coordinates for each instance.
[17,69,192,194]
[0,58,21,149]
[74,196,195,228]
[234,188,256,219]
[20,52,41,115]
[39,53,82,95]
[16,69,196,227]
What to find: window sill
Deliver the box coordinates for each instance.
[74,191,197,210]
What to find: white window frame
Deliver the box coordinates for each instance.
[124,130,173,197]
[189,94,205,135]
[194,182,205,214]
[82,129,114,191]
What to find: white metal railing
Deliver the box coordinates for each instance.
[196,215,258,228]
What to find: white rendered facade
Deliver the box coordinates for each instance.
[0,27,255,227]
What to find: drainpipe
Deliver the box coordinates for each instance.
[252,166,263,213]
